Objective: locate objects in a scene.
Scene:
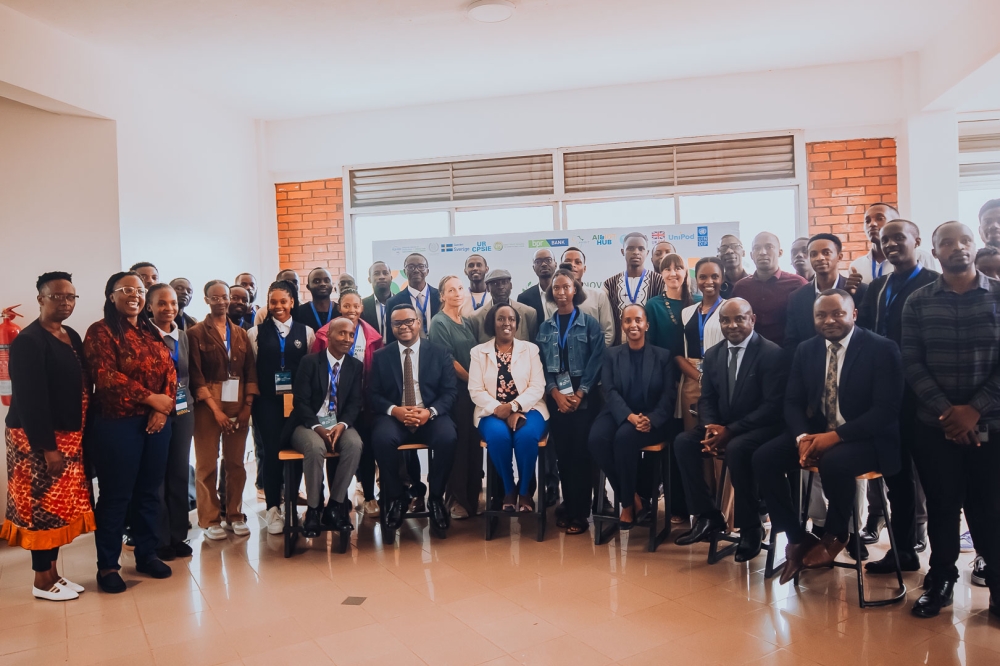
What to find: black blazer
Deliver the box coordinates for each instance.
[517,285,546,332]
[699,332,787,435]
[369,340,457,417]
[600,344,675,429]
[857,267,939,346]
[280,351,363,448]
[384,287,440,344]
[361,294,390,341]
[785,326,903,476]
[5,320,86,451]
[783,276,868,351]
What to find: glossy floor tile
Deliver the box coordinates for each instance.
[1,464,997,666]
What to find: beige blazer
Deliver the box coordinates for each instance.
[468,338,549,426]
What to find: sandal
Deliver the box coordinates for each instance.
[565,521,588,535]
[502,492,517,513]
[518,495,535,512]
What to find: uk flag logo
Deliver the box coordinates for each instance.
[651,230,665,241]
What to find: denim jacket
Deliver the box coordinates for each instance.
[535,309,605,395]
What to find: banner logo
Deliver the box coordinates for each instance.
[697,226,709,247]
[592,234,614,246]
[493,242,504,251]
[528,238,569,248]
[471,241,492,253]
[651,230,665,241]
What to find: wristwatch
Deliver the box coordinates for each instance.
[429,407,438,420]
[511,401,521,413]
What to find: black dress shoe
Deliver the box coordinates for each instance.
[593,494,615,517]
[386,498,406,530]
[302,507,322,538]
[155,545,176,561]
[428,496,450,532]
[865,550,920,574]
[634,504,653,527]
[922,571,936,591]
[324,500,354,532]
[859,515,886,545]
[135,558,172,579]
[97,571,127,594]
[845,537,869,561]
[674,512,727,546]
[735,527,764,563]
[172,542,193,557]
[912,579,954,618]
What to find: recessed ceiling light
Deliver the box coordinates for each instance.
[468,0,515,23]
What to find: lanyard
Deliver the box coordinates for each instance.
[879,265,922,334]
[558,308,579,350]
[168,336,179,369]
[872,255,885,280]
[349,323,361,357]
[697,299,722,355]
[413,287,430,334]
[310,302,332,330]
[275,322,287,370]
[624,270,647,304]
[224,321,233,377]
[328,361,340,413]
[471,291,487,311]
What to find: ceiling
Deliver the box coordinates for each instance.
[2,0,974,120]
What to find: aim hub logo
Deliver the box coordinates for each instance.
[592,234,614,246]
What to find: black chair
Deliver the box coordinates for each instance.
[593,442,672,552]
[279,449,349,558]
[377,443,443,540]
[482,436,549,542]
[796,467,907,608]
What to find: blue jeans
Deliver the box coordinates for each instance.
[92,415,171,570]
[479,410,548,496]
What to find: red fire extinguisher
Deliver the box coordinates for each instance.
[1,305,23,406]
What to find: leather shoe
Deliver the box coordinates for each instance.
[859,515,885,545]
[172,542,193,557]
[96,571,127,594]
[303,507,322,538]
[734,527,764,563]
[386,498,406,531]
[803,534,847,569]
[428,496,450,532]
[135,558,172,579]
[674,512,727,546]
[922,571,936,591]
[324,500,354,532]
[155,545,176,561]
[912,579,954,618]
[864,550,920,574]
[846,536,869,561]
[779,532,820,585]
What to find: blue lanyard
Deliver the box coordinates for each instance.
[275,322,287,370]
[882,265,922,320]
[224,321,233,376]
[697,299,722,355]
[310,302,332,330]
[413,287,430,334]
[872,255,885,280]
[328,361,340,413]
[624,270,647,304]
[558,308,579,350]
[349,323,361,357]
[167,335,179,369]
[471,292,487,310]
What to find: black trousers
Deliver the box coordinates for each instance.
[547,401,595,524]
[253,394,287,510]
[753,433,879,543]
[372,414,457,502]
[878,411,922,556]
[158,411,194,548]
[355,417,377,501]
[675,424,782,530]
[911,423,1000,595]
[445,384,483,515]
[587,411,668,509]
[31,547,59,572]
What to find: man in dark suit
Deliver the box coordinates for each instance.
[370,304,458,532]
[361,261,394,342]
[673,298,788,561]
[281,318,364,536]
[784,233,867,352]
[517,248,556,335]
[384,253,439,343]
[754,289,903,584]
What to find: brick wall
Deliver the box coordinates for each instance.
[806,139,897,260]
[275,179,346,299]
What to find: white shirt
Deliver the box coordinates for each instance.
[153,322,179,341]
[351,325,367,362]
[247,317,316,357]
[373,296,389,341]
[849,248,937,284]
[823,326,855,429]
[460,290,492,318]
[726,335,752,381]
[389,338,425,412]
[313,351,348,429]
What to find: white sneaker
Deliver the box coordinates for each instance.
[57,577,85,593]
[229,520,250,537]
[33,582,79,602]
[203,525,227,540]
[362,500,380,518]
[265,507,284,535]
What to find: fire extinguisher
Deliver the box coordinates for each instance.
[0,305,23,406]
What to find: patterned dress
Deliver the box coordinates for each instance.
[496,349,520,403]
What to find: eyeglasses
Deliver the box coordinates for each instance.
[207,296,231,304]
[113,286,147,297]
[404,263,428,272]
[391,318,418,329]
[45,294,80,302]
[718,243,743,252]
[533,258,555,265]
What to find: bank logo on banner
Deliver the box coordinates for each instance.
[528,238,569,248]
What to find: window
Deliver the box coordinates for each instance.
[353,212,450,295]
[565,198,675,230]
[454,206,554,236]
[678,189,797,270]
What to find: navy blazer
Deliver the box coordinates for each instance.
[784,326,903,476]
[384,286,440,344]
[280,351,364,448]
[699,331,787,436]
[783,276,868,351]
[600,344,675,429]
[516,285,547,334]
[368,340,457,417]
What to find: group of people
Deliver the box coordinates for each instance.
[3,200,999,625]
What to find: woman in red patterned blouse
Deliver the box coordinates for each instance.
[83,271,177,594]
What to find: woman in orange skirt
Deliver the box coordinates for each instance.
[2,272,95,601]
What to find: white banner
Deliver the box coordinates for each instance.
[370,222,741,294]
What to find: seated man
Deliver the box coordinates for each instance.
[673,299,787,561]
[281,318,364,536]
[370,304,459,533]
[753,289,903,584]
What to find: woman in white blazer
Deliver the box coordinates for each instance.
[468,303,549,512]
[677,257,726,430]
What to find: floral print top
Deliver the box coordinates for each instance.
[495,348,520,403]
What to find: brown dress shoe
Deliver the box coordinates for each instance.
[779,532,820,585]
[802,534,847,569]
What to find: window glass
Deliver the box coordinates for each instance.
[454,206,554,235]
[565,198,675,229]
[352,212,450,296]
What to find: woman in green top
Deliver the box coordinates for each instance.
[645,253,693,357]
[429,275,481,519]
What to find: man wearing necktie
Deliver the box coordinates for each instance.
[384,253,440,344]
[673,299,787,562]
[753,289,903,585]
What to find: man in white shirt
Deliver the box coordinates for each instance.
[460,254,492,317]
[849,204,937,283]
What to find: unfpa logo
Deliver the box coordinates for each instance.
[592,234,614,246]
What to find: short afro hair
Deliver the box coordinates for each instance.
[36,271,72,292]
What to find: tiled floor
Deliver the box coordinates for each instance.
[1,472,997,666]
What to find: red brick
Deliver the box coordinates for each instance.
[830,206,862,215]
[864,148,895,158]
[813,215,844,225]
[865,185,898,195]
[287,221,313,230]
[287,191,310,199]
[831,169,865,179]
[288,253,313,262]
[282,230,302,238]
[809,225,832,234]
[277,223,289,231]
[810,161,849,172]
[302,197,327,206]
[865,167,896,176]
[276,191,287,200]
[277,214,302,223]
[275,183,301,192]
[881,139,896,147]
[845,158,881,169]
[848,232,869,242]
[880,157,896,167]
[831,224,854,234]
[811,179,847,189]
[301,228,328,237]
[846,177,881,187]
[843,241,867,252]
[830,151,865,161]
[300,180,326,191]
[312,189,341,198]
[809,208,832,217]
[813,197,848,207]
[881,176,897,185]
[830,187,866,197]
[287,237,310,246]
[846,195,883,206]
[284,206,310,215]
[846,140,882,150]
[324,180,343,188]
[807,152,831,163]
[311,204,340,214]
[810,142,847,152]
[303,213,330,222]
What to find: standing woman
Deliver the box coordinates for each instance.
[146,284,194,560]
[645,253,693,357]
[84,271,176,593]
[536,268,605,535]
[2,272,94,601]
[248,281,315,535]
[429,276,480,519]
[678,257,726,431]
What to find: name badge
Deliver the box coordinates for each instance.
[319,413,338,429]
[555,371,574,395]
[275,371,292,394]
[175,385,189,416]
[221,377,240,403]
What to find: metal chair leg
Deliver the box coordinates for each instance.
[647,449,660,553]
[536,448,547,542]
[853,502,866,608]
[485,454,496,541]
